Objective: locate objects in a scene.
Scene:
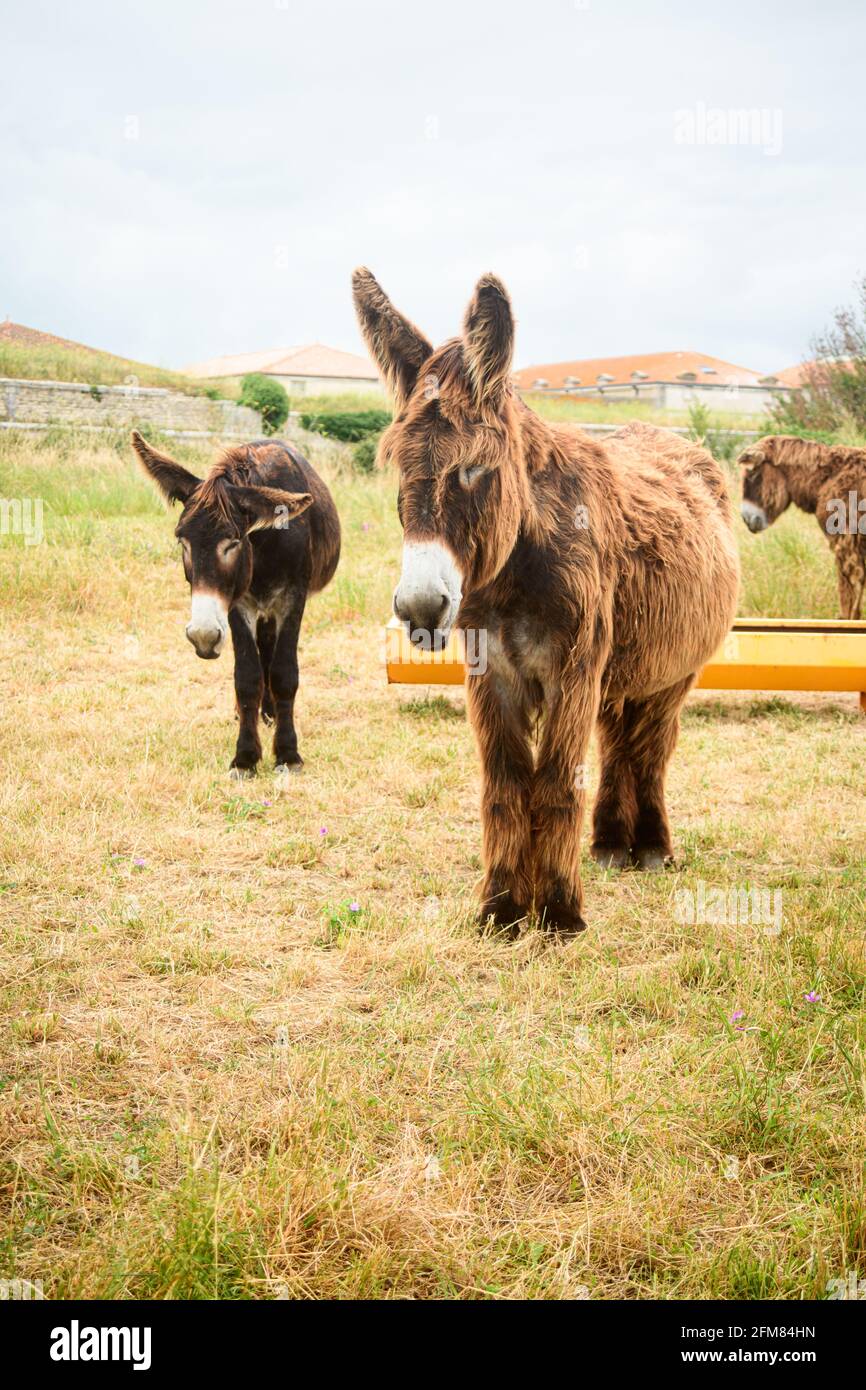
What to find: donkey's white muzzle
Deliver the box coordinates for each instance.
[187,592,228,659]
[393,540,462,645]
[740,501,768,533]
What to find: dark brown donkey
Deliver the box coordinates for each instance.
[354,269,740,937]
[132,432,340,774]
[739,434,866,618]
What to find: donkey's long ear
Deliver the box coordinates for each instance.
[131,430,201,505]
[352,267,433,409]
[463,274,514,410]
[232,485,313,535]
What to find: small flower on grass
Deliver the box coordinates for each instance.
[317,899,366,947]
[804,990,821,1004]
[132,857,147,871]
[319,827,327,836]
[730,1010,746,1030]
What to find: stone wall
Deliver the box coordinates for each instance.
[0,377,261,436]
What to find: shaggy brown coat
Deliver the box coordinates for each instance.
[354,268,740,936]
[739,435,866,618]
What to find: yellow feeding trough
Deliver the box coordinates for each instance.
[385,617,866,711]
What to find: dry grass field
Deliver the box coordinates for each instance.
[0,428,864,1300]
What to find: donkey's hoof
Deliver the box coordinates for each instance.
[229,764,256,781]
[591,844,630,870]
[477,891,527,940]
[539,909,588,940]
[537,882,588,938]
[632,848,670,872]
[274,762,303,778]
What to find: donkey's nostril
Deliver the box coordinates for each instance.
[395,586,450,634]
[186,624,223,658]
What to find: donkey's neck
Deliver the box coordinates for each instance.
[773,438,848,513]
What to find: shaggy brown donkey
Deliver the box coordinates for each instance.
[132,432,340,773]
[354,268,740,937]
[739,435,866,618]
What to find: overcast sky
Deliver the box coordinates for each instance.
[2,0,863,376]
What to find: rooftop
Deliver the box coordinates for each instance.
[513,350,775,392]
[183,343,379,382]
[772,359,855,389]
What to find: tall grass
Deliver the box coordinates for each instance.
[0,342,221,397]
[0,429,862,1301]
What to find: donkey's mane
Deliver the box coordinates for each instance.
[757,436,866,510]
[767,435,866,470]
[183,446,260,532]
[393,338,555,477]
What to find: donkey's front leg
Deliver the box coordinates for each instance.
[531,658,605,937]
[466,670,534,935]
[270,593,306,770]
[228,609,263,775]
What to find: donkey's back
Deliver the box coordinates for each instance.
[229,439,341,594]
[596,421,740,699]
[605,420,733,514]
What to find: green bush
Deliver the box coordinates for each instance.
[238,373,289,435]
[352,433,382,473]
[769,275,866,438]
[686,400,745,464]
[300,408,391,443]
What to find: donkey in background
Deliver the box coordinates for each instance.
[354,268,740,937]
[132,432,340,774]
[739,434,866,619]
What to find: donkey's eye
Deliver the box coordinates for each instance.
[217,538,241,563]
[459,463,487,489]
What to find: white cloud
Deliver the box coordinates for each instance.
[1,0,864,375]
